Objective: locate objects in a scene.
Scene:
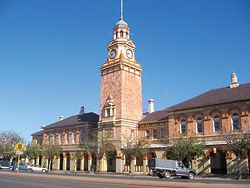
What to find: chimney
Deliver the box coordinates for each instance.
[59,116,64,121]
[79,106,85,115]
[148,98,154,113]
[230,72,239,88]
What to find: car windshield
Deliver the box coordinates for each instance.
[177,162,184,168]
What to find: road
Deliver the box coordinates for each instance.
[0,171,249,188]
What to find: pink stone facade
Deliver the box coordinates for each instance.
[100,69,142,122]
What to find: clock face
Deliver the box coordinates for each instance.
[109,49,116,59]
[126,49,133,59]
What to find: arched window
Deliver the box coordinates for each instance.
[52,133,55,144]
[196,117,203,134]
[59,132,63,144]
[232,112,240,131]
[66,131,69,144]
[180,119,187,135]
[80,129,84,143]
[213,115,221,132]
[72,130,76,144]
[47,133,50,144]
[145,130,150,140]
[153,129,158,139]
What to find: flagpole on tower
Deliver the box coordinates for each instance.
[120,0,123,20]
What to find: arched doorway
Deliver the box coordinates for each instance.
[147,151,156,161]
[107,151,116,172]
[47,156,53,170]
[66,153,70,171]
[39,156,42,166]
[136,154,143,166]
[91,153,97,172]
[84,152,88,171]
[59,153,63,170]
[210,148,227,174]
[76,158,81,171]
[248,151,250,174]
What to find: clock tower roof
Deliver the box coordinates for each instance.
[116,18,128,27]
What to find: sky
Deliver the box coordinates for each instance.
[0,0,249,142]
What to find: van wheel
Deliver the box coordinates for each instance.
[188,173,194,179]
[158,173,164,179]
[164,171,171,179]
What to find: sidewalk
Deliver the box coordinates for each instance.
[48,169,250,181]
[1,170,250,188]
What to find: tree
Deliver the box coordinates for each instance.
[79,134,116,173]
[120,138,149,173]
[70,150,82,173]
[42,144,62,170]
[224,133,250,178]
[0,131,23,162]
[23,143,42,162]
[166,137,205,167]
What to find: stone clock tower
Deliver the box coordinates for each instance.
[99,2,142,153]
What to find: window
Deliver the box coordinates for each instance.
[47,134,50,144]
[145,130,150,140]
[80,129,84,143]
[59,132,63,144]
[232,113,240,131]
[52,134,55,144]
[153,129,158,139]
[160,128,165,139]
[103,96,115,118]
[213,115,221,132]
[72,130,76,144]
[196,117,203,134]
[105,108,114,117]
[105,129,114,138]
[105,109,110,117]
[66,131,69,144]
[180,119,187,135]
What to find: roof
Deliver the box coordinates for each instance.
[31,130,43,136]
[43,112,99,130]
[139,110,168,124]
[116,18,128,26]
[167,83,250,112]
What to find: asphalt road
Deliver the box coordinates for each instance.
[0,171,250,188]
[0,173,142,188]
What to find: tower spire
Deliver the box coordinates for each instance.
[120,0,123,20]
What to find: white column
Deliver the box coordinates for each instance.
[80,153,85,171]
[130,156,136,174]
[88,152,92,172]
[143,155,147,174]
[115,151,123,173]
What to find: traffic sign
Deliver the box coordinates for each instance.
[15,142,24,151]
[16,150,23,155]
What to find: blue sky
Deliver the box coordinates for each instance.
[0,0,249,142]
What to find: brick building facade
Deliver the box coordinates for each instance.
[31,3,250,175]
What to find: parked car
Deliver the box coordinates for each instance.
[148,158,196,179]
[0,161,10,170]
[9,164,33,172]
[28,164,48,173]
